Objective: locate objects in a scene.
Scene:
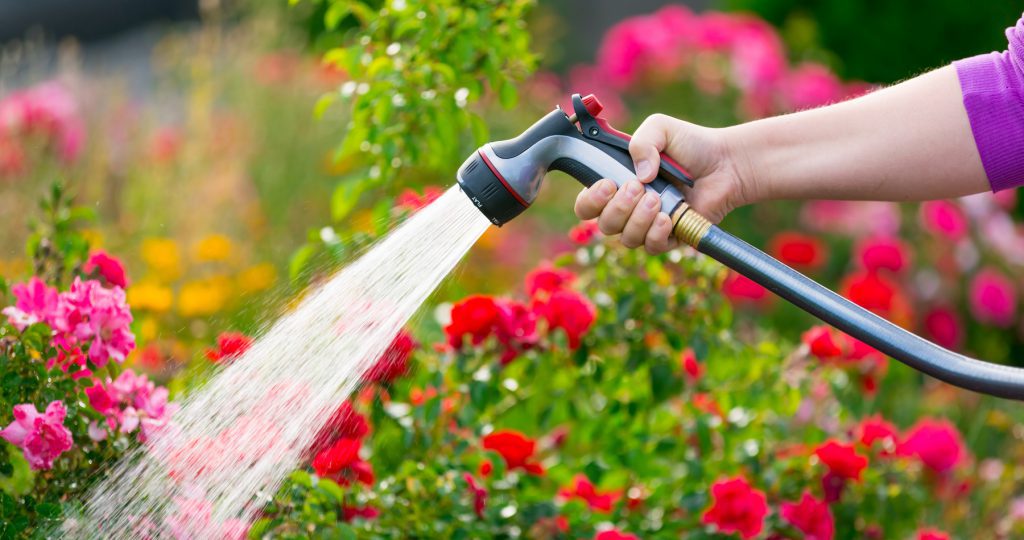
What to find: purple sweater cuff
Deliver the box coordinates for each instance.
[955,19,1024,192]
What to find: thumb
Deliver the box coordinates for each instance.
[628,113,682,183]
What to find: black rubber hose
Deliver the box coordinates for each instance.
[697,225,1024,400]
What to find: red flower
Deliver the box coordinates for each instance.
[594,530,638,540]
[84,250,129,288]
[856,415,899,451]
[916,529,951,540]
[701,476,768,539]
[395,186,443,212]
[445,296,538,362]
[780,491,834,540]
[569,220,601,245]
[692,392,722,417]
[524,264,576,298]
[310,401,369,456]
[856,236,910,274]
[681,348,702,382]
[923,307,963,350]
[802,326,843,360]
[898,419,966,474]
[559,474,621,513]
[536,289,596,349]
[721,271,769,304]
[364,330,416,384]
[312,437,374,486]
[464,473,487,518]
[341,505,379,522]
[840,271,896,313]
[769,231,826,269]
[814,440,868,481]
[205,332,253,363]
[481,429,544,475]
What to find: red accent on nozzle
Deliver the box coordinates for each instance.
[581,94,603,116]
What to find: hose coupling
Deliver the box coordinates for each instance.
[671,203,712,248]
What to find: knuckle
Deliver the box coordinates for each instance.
[598,217,619,235]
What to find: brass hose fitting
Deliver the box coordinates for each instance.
[671,203,712,248]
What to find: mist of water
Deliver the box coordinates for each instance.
[67,186,492,538]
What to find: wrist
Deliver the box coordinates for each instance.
[718,123,768,207]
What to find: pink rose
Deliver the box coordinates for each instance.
[920,200,968,241]
[968,268,1017,327]
[1,400,74,470]
[84,250,129,288]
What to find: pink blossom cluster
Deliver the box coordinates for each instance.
[0,81,85,176]
[567,6,870,122]
[0,400,74,470]
[3,276,136,375]
[85,369,177,443]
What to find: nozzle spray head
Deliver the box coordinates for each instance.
[458,94,694,226]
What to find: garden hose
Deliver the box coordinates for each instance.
[457,93,1024,400]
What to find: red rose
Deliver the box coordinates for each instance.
[395,186,443,212]
[856,415,899,452]
[923,307,963,350]
[569,220,601,245]
[312,437,374,486]
[481,429,543,475]
[364,330,417,384]
[721,271,769,304]
[84,250,129,288]
[856,236,909,274]
[446,295,504,348]
[558,474,621,513]
[769,231,826,269]
[341,505,379,522]
[310,401,369,456]
[464,473,487,518]
[524,264,576,299]
[701,476,767,539]
[536,289,596,349]
[916,529,951,540]
[802,326,844,360]
[840,271,901,314]
[498,299,538,363]
[594,530,638,540]
[205,332,253,363]
[780,491,834,540]
[814,440,868,480]
[898,418,966,474]
[681,348,702,382]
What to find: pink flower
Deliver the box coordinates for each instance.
[164,493,250,540]
[86,369,177,442]
[0,81,85,163]
[395,186,443,212]
[923,307,963,349]
[84,250,129,288]
[59,278,135,367]
[920,200,968,241]
[968,268,1017,327]
[681,348,703,382]
[0,401,73,470]
[596,6,696,87]
[524,264,576,298]
[800,201,901,237]
[780,491,834,540]
[782,63,844,110]
[856,415,900,452]
[2,276,59,330]
[464,473,487,518]
[559,474,622,513]
[915,529,951,540]
[728,17,786,94]
[721,271,769,305]
[569,220,601,245]
[594,530,639,540]
[856,236,910,274]
[898,418,966,474]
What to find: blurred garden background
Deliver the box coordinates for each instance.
[2,0,1024,538]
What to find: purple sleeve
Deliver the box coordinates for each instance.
[954,15,1024,192]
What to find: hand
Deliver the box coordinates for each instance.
[574,114,752,254]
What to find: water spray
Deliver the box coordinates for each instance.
[458,93,1024,400]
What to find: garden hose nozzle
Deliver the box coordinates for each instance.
[459,94,1024,400]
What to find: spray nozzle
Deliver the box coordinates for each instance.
[457,94,693,227]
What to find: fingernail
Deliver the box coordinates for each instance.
[635,160,652,179]
[644,193,659,208]
[597,180,615,196]
[626,181,643,197]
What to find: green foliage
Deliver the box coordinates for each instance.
[727,0,1021,83]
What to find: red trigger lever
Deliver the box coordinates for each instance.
[570,93,694,187]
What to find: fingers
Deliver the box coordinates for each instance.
[574,179,616,220]
[629,113,679,183]
[621,192,659,248]
[645,213,678,255]
[597,180,645,235]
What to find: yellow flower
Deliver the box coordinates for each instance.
[352,209,376,234]
[178,276,232,317]
[194,234,234,262]
[138,316,160,342]
[237,263,276,293]
[141,238,182,280]
[81,229,104,249]
[128,282,174,312]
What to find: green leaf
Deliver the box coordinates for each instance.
[324,3,351,29]
[498,79,518,109]
[331,178,366,222]
[35,502,61,519]
[289,244,317,283]
[313,93,338,119]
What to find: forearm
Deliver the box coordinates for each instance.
[725,65,989,204]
